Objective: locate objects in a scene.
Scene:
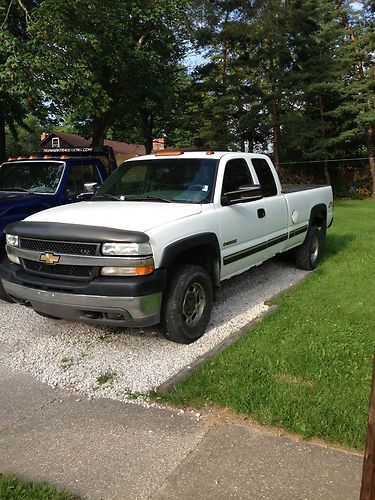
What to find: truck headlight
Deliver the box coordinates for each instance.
[6,234,19,247]
[101,242,152,256]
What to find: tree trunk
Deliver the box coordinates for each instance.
[91,110,115,148]
[319,95,331,185]
[0,112,6,164]
[91,127,107,148]
[272,100,281,170]
[141,108,154,154]
[360,351,375,499]
[367,125,375,200]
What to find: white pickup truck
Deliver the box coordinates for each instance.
[1,151,333,343]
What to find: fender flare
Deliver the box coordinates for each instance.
[159,232,221,286]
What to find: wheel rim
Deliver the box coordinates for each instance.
[311,236,319,264]
[182,282,206,326]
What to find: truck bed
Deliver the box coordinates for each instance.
[282,184,328,193]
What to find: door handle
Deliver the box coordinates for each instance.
[257,208,266,218]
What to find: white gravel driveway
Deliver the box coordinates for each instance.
[0,259,307,403]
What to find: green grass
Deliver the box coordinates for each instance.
[161,200,375,450]
[96,371,117,385]
[0,473,76,499]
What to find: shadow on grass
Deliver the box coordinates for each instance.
[324,232,355,258]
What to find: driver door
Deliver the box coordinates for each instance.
[216,158,274,279]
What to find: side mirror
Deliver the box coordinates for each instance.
[221,184,263,206]
[83,182,99,193]
[77,182,101,200]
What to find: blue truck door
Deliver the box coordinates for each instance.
[61,161,105,204]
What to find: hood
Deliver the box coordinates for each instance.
[0,191,53,233]
[25,200,202,232]
[0,191,39,205]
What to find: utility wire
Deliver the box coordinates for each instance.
[279,157,370,165]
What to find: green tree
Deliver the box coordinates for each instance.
[0,0,40,162]
[335,0,375,198]
[5,113,42,155]
[29,0,189,151]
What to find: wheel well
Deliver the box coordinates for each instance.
[310,205,327,230]
[168,244,220,288]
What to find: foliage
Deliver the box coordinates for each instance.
[0,473,75,499]
[161,200,375,450]
[97,371,117,385]
[5,114,42,156]
[1,1,373,194]
[28,0,189,149]
[0,0,42,162]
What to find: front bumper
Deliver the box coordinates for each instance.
[1,259,167,327]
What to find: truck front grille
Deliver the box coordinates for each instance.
[20,238,99,256]
[23,259,94,279]
[19,238,100,280]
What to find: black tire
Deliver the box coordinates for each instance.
[295,226,324,270]
[35,311,62,320]
[0,280,13,303]
[161,265,213,344]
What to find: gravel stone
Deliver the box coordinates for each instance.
[0,259,307,404]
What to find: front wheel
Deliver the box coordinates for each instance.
[161,265,213,344]
[35,311,62,320]
[295,226,324,270]
[0,280,13,303]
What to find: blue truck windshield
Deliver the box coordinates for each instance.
[0,161,64,194]
[93,158,218,204]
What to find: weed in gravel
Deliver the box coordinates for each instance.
[98,334,111,342]
[97,371,117,385]
[60,357,74,371]
[123,389,144,400]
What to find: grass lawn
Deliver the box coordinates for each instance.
[161,200,375,450]
[0,473,76,499]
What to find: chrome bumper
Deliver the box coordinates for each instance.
[3,280,162,327]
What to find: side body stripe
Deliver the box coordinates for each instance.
[223,224,308,266]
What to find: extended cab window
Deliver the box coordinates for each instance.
[251,158,277,197]
[221,159,253,195]
[65,163,101,196]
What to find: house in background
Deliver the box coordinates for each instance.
[40,132,165,165]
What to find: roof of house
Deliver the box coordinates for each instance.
[41,132,146,156]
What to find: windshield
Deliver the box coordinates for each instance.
[92,158,218,204]
[0,161,64,194]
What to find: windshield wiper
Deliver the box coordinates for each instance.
[0,187,32,193]
[92,194,122,201]
[123,195,173,203]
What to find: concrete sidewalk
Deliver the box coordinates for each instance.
[0,363,363,499]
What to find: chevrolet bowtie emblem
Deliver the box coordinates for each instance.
[40,252,60,265]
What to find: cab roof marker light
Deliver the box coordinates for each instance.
[29,155,38,159]
[154,150,184,156]
[7,157,16,161]
[17,156,26,159]
[206,150,215,155]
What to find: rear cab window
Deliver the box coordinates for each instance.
[251,158,278,197]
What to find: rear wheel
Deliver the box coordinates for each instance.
[161,265,213,344]
[295,226,324,270]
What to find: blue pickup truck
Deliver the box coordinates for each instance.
[0,154,108,300]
